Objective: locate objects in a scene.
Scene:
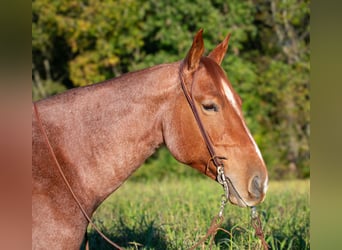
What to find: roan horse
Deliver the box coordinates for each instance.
[32,29,268,249]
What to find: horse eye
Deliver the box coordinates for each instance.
[202,102,219,112]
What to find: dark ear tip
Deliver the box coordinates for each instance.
[224,33,231,45]
[194,29,204,42]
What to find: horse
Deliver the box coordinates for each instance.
[32,29,268,249]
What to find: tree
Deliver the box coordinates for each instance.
[251,0,310,178]
[32,0,310,179]
[32,0,148,99]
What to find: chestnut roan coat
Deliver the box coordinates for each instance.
[32,30,268,249]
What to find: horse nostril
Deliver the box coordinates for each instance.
[249,175,262,199]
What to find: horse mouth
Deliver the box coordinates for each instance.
[225,178,248,208]
[225,178,266,208]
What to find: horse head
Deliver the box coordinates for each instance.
[163,29,268,207]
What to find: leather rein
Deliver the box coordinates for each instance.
[33,104,123,250]
[33,61,268,249]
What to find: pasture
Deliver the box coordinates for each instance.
[86,178,310,249]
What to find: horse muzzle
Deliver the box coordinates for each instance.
[226,174,268,208]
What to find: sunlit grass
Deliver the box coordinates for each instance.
[87,179,309,249]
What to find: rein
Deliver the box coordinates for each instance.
[179,62,269,250]
[33,103,123,250]
[33,60,268,249]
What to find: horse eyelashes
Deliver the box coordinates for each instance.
[202,103,219,112]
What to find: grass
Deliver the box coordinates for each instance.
[85,178,310,249]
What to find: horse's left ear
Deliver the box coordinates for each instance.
[184,29,205,73]
[208,33,231,65]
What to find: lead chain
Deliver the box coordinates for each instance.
[217,166,229,218]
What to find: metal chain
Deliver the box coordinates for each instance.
[181,60,269,249]
[217,166,229,218]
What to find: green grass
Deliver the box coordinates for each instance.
[85,179,310,249]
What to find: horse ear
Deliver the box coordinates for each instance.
[184,29,205,72]
[208,33,231,65]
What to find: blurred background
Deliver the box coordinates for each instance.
[32,0,310,181]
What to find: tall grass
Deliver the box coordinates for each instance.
[85,179,309,249]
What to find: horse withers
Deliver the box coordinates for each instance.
[32,29,268,249]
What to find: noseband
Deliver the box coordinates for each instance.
[178,61,247,210]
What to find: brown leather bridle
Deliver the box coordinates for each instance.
[179,61,269,250]
[178,61,247,209]
[33,60,268,249]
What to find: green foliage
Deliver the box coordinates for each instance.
[32,0,310,179]
[130,147,206,182]
[257,60,310,179]
[32,0,148,87]
[32,79,66,101]
[250,0,310,179]
[87,179,310,249]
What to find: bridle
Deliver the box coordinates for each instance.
[178,61,247,210]
[33,60,268,249]
[179,61,269,249]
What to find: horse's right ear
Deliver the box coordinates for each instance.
[183,29,205,73]
[208,33,231,65]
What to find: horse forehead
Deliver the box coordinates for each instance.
[197,60,241,113]
[220,78,240,114]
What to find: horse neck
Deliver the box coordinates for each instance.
[35,62,181,211]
